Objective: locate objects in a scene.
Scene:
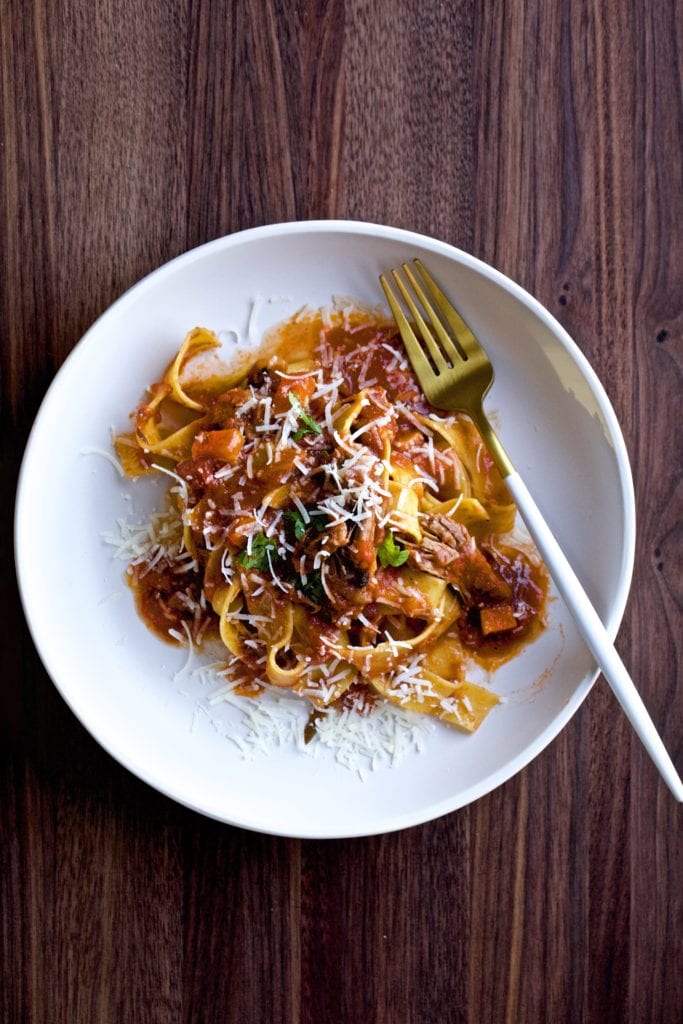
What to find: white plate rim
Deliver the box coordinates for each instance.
[14,219,636,837]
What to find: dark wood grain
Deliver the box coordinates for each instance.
[1,1,681,1022]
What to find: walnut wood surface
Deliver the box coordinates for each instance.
[1,2,681,1022]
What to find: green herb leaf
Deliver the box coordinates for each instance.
[285,509,307,541]
[377,531,409,568]
[235,533,278,571]
[297,571,325,605]
[289,393,322,441]
[310,514,327,533]
[285,508,327,541]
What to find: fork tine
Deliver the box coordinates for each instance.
[413,259,481,360]
[379,274,433,382]
[392,270,448,373]
[401,263,464,366]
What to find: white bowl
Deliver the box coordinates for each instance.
[15,221,635,837]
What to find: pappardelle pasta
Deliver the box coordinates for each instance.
[114,305,547,734]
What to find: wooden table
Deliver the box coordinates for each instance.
[2,2,681,1021]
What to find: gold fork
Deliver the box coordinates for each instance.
[381,259,682,800]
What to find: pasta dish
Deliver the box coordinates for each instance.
[114,305,547,735]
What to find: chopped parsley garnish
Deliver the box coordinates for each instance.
[285,508,327,541]
[289,392,322,441]
[285,509,307,541]
[297,571,325,605]
[235,533,278,570]
[377,530,409,568]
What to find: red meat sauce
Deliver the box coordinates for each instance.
[126,561,217,646]
[457,544,548,664]
[126,311,547,670]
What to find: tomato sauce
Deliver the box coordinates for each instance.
[456,544,548,663]
[127,562,217,645]
[125,308,548,689]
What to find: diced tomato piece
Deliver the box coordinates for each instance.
[191,428,244,463]
[480,604,517,636]
[272,375,316,414]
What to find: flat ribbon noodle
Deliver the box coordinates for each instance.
[165,327,221,410]
[421,495,492,535]
[134,327,220,455]
[114,433,156,477]
[212,580,247,659]
[334,392,371,436]
[134,376,206,458]
[294,662,357,707]
[386,459,422,541]
[265,605,306,687]
[415,412,515,531]
[372,670,499,733]
[328,591,460,674]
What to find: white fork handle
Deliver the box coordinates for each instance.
[505,471,683,801]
